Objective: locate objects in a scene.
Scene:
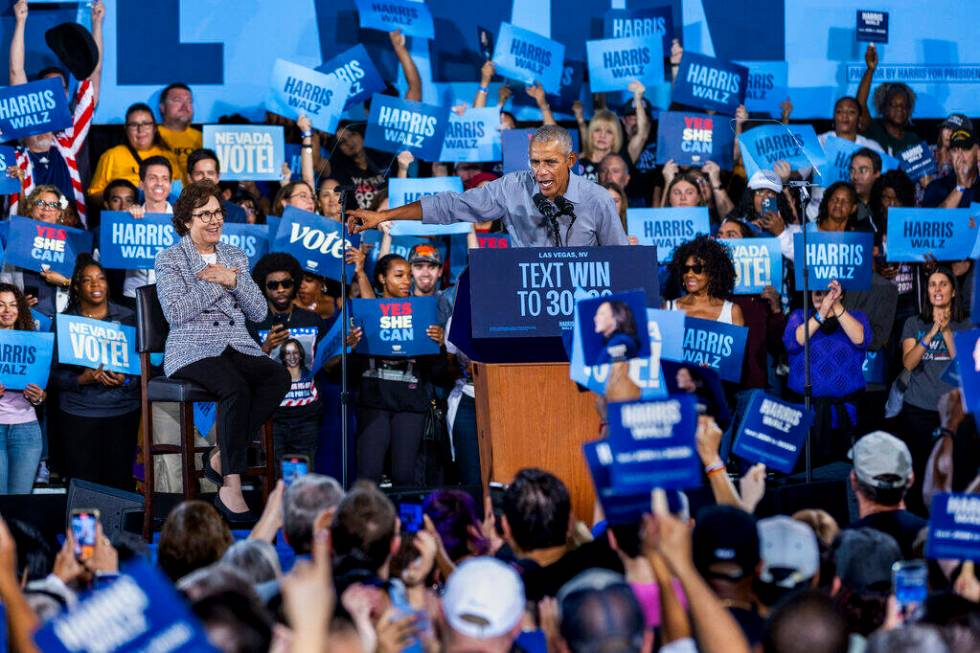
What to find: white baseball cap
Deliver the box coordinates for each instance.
[443,557,525,640]
[748,169,783,193]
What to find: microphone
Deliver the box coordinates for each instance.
[533,192,562,246]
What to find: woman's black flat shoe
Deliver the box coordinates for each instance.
[213,493,257,524]
[202,447,223,486]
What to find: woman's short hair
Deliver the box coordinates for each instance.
[173,181,224,236]
[220,540,282,585]
[671,234,737,299]
[158,500,233,582]
[20,184,68,218]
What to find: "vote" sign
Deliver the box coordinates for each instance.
[352,296,440,357]
[681,317,748,382]
[586,36,664,93]
[720,237,783,295]
[793,231,873,290]
[55,314,140,376]
[203,124,285,182]
[0,78,71,140]
[4,215,92,277]
[364,94,449,161]
[732,390,813,473]
[266,59,351,135]
[492,22,566,95]
[99,212,176,270]
[271,207,360,281]
[672,52,747,115]
[0,330,53,390]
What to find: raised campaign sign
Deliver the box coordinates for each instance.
[656,111,734,168]
[672,52,747,115]
[886,208,976,262]
[388,177,471,236]
[602,6,673,56]
[265,58,351,134]
[739,123,826,179]
[352,296,440,357]
[271,206,359,281]
[492,22,565,94]
[469,247,659,339]
[364,94,449,161]
[0,78,71,140]
[318,44,387,110]
[99,212,176,270]
[925,493,980,561]
[681,317,748,382]
[56,314,140,377]
[354,0,435,39]
[4,215,92,277]
[438,107,502,163]
[0,330,54,390]
[586,36,664,93]
[626,207,711,262]
[202,124,285,182]
[721,237,783,295]
[793,231,873,291]
[732,390,813,473]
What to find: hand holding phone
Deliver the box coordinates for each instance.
[761,195,778,216]
[70,509,100,562]
[281,454,310,486]
[892,560,928,618]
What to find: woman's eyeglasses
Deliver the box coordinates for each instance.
[681,264,705,275]
[34,200,62,210]
[191,209,226,224]
[266,279,295,291]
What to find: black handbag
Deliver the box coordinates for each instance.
[419,400,450,486]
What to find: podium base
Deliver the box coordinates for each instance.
[473,362,600,522]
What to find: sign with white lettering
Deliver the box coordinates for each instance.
[55,314,140,376]
[202,124,285,182]
[265,59,351,134]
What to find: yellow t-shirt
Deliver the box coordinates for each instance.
[87,144,181,199]
[158,125,203,179]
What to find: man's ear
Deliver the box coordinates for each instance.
[567,151,578,169]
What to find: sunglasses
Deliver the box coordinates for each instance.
[681,264,705,275]
[266,279,295,291]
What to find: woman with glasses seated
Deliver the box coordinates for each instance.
[155,182,290,522]
[87,103,180,206]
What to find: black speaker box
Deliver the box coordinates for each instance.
[67,479,144,541]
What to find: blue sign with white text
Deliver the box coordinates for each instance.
[793,231,873,291]
[607,394,701,491]
[388,177,469,236]
[511,59,586,115]
[672,53,747,115]
[202,125,285,182]
[364,94,449,161]
[0,147,20,195]
[354,0,435,39]
[681,317,748,382]
[56,314,140,376]
[583,439,652,525]
[352,296,440,357]
[271,207,360,281]
[469,247,659,339]
[721,238,783,295]
[570,308,684,400]
[733,391,812,473]
[655,111,734,168]
[586,36,664,93]
[439,108,502,163]
[4,215,92,277]
[602,6,673,56]
[312,314,345,374]
[31,309,51,333]
[737,61,789,117]
[857,10,889,43]
[925,493,980,561]
[818,136,863,186]
[739,124,826,179]
[34,560,218,653]
[265,59,351,135]
[220,223,269,268]
[492,22,565,95]
[886,208,976,262]
[0,78,72,141]
[318,44,387,110]
[627,207,711,262]
[898,141,937,181]
[0,330,53,390]
[99,212,176,270]
[953,328,980,415]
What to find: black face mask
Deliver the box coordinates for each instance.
[819,316,840,335]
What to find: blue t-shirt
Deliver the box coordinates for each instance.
[29,148,73,201]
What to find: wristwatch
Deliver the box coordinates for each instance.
[932,426,955,442]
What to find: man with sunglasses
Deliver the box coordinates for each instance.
[247,253,327,356]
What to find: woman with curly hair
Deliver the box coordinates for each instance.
[665,235,744,326]
[856,45,920,155]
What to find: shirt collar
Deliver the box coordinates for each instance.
[562,172,585,204]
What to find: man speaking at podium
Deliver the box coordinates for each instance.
[348,125,628,247]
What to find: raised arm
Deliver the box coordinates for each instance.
[298,114,317,192]
[9,0,28,86]
[626,81,650,163]
[474,61,494,109]
[670,39,683,82]
[390,30,422,102]
[89,0,105,105]
[856,45,877,133]
[525,82,556,126]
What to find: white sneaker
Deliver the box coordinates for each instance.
[35,460,50,485]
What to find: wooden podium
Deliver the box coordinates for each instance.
[472,362,599,522]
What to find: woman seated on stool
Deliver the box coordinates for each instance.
[155,182,290,522]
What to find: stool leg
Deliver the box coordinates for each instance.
[142,400,154,542]
[263,420,275,500]
[179,402,198,499]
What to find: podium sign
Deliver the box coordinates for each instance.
[469,247,658,339]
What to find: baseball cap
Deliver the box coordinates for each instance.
[848,431,913,489]
[407,243,442,266]
[949,128,977,149]
[942,113,974,132]
[757,516,819,589]
[464,171,499,190]
[748,169,783,194]
[443,557,525,639]
[833,528,901,594]
[693,505,760,580]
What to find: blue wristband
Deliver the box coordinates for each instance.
[920,337,931,348]
[301,130,313,139]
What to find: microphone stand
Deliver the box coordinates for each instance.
[338,190,352,489]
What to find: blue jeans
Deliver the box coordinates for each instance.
[0,422,42,494]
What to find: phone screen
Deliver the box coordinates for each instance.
[893,560,928,613]
[761,196,778,215]
[71,510,99,561]
[281,456,309,486]
[399,502,424,533]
